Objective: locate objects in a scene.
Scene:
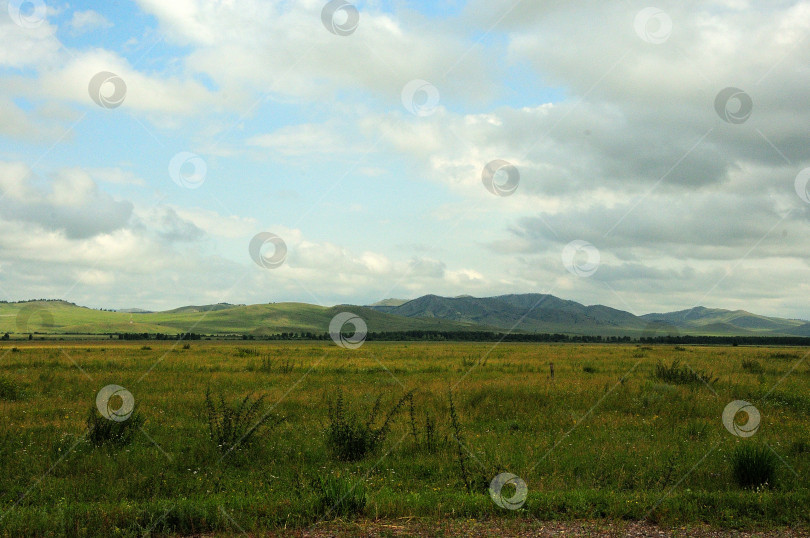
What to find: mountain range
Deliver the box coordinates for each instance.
[1,294,808,337]
[369,294,810,336]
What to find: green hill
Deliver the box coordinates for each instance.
[374,293,648,336]
[0,300,485,336]
[372,294,807,337]
[1,295,806,337]
[162,303,244,314]
[367,298,409,307]
[640,307,804,334]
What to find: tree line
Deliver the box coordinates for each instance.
[101,331,810,346]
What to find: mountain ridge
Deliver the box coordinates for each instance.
[367,294,807,336]
[1,294,805,337]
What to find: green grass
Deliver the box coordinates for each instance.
[741,359,765,373]
[0,376,26,401]
[653,359,718,386]
[0,342,807,536]
[85,406,144,447]
[731,443,778,489]
[204,389,284,454]
[325,389,415,461]
[314,473,367,517]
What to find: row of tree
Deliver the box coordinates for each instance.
[103,331,810,345]
[116,332,203,340]
[9,330,810,346]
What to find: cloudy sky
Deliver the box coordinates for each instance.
[1,0,809,317]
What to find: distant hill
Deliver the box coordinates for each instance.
[371,294,806,337]
[367,298,409,307]
[163,303,243,314]
[0,300,486,336]
[1,295,806,337]
[640,306,805,334]
[784,322,810,336]
[371,293,648,336]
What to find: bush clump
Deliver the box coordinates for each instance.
[0,377,25,401]
[314,473,367,517]
[86,407,143,447]
[204,388,284,454]
[731,443,778,489]
[654,359,717,386]
[741,359,764,374]
[326,389,414,461]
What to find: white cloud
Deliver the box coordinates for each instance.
[33,48,218,115]
[247,123,348,156]
[68,10,113,35]
[171,206,256,238]
[0,12,61,69]
[134,0,495,104]
[89,167,146,186]
[0,163,133,239]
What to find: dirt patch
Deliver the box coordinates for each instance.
[203,518,808,537]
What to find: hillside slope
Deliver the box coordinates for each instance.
[372,294,806,336]
[640,307,804,334]
[2,295,806,337]
[372,293,649,335]
[0,301,486,336]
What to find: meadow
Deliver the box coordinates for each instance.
[0,341,808,536]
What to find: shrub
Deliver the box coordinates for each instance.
[326,389,414,461]
[204,388,284,454]
[423,412,439,453]
[741,359,764,374]
[461,356,488,368]
[685,420,709,440]
[448,389,471,492]
[86,407,143,447]
[654,359,717,386]
[252,356,294,374]
[0,377,25,401]
[731,443,777,489]
[790,439,810,455]
[314,473,367,518]
[448,389,489,494]
[582,365,597,374]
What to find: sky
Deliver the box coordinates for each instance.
[1,0,810,317]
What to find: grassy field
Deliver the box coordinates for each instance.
[0,341,808,536]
